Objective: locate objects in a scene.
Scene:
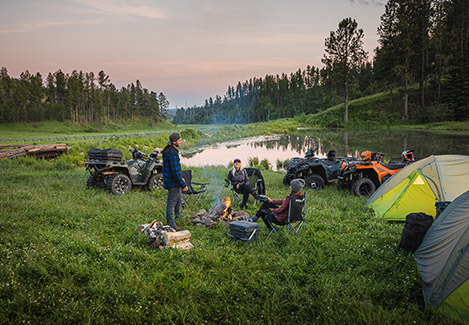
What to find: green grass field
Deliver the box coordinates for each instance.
[0,157,455,324]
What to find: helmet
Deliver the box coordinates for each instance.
[149,151,159,160]
[360,150,383,162]
[402,150,414,162]
[360,150,373,161]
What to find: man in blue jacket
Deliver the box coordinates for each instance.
[162,132,188,231]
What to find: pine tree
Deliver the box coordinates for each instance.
[322,18,368,124]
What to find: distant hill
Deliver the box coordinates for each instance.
[166,108,177,119]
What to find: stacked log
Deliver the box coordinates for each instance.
[0,144,71,160]
[138,222,194,250]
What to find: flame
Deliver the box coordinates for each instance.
[220,196,232,220]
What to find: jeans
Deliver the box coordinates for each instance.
[235,183,255,208]
[255,201,284,230]
[166,187,182,228]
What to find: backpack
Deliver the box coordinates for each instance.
[399,213,434,253]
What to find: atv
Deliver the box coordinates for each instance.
[85,147,163,195]
[283,148,353,190]
[337,149,415,197]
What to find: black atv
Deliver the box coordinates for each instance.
[85,147,163,195]
[283,148,352,190]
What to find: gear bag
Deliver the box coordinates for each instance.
[399,213,434,253]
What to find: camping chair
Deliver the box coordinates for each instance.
[225,168,265,206]
[225,178,243,205]
[181,170,209,208]
[245,168,265,204]
[267,192,306,239]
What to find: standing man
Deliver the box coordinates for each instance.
[162,132,188,231]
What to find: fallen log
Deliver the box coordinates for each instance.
[0,144,71,160]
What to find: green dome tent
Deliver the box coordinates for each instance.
[366,155,469,221]
[414,190,469,324]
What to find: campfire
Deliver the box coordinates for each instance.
[220,196,232,221]
[190,196,249,227]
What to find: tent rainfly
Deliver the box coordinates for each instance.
[414,190,469,324]
[366,155,469,221]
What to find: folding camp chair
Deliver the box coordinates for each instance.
[181,170,209,208]
[267,192,306,239]
[245,168,265,205]
[225,178,243,205]
[225,168,265,206]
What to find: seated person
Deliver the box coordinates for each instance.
[227,158,259,209]
[248,179,305,230]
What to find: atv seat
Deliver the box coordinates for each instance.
[322,159,339,166]
[381,162,408,170]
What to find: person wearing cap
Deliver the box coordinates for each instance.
[227,158,259,209]
[247,178,305,230]
[162,132,188,231]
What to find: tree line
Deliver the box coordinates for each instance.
[0,68,169,125]
[175,0,468,125]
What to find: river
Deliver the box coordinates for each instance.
[180,128,469,170]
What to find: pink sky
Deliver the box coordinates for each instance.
[0,0,386,108]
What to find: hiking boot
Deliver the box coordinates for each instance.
[175,227,184,232]
[247,215,258,222]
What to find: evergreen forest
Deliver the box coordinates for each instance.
[174,0,469,125]
[0,68,169,125]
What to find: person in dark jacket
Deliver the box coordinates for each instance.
[248,178,305,230]
[227,158,258,209]
[162,132,188,231]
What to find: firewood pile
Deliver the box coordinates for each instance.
[138,222,194,250]
[190,197,250,227]
[0,144,71,160]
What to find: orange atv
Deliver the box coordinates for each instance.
[337,150,414,197]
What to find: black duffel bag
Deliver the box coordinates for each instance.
[399,212,434,253]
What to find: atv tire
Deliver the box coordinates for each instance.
[304,174,325,190]
[147,174,163,191]
[86,175,97,188]
[107,173,132,195]
[352,178,376,197]
[283,174,294,186]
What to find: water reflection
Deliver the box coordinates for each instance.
[180,129,469,170]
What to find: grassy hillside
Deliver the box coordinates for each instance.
[299,86,469,130]
[0,158,455,324]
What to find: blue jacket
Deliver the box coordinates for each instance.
[162,144,186,189]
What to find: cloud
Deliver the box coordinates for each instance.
[193,30,323,46]
[74,0,169,19]
[0,20,99,34]
[349,0,385,5]
[172,58,304,76]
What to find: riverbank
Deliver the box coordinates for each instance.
[1,117,467,166]
[0,158,453,324]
